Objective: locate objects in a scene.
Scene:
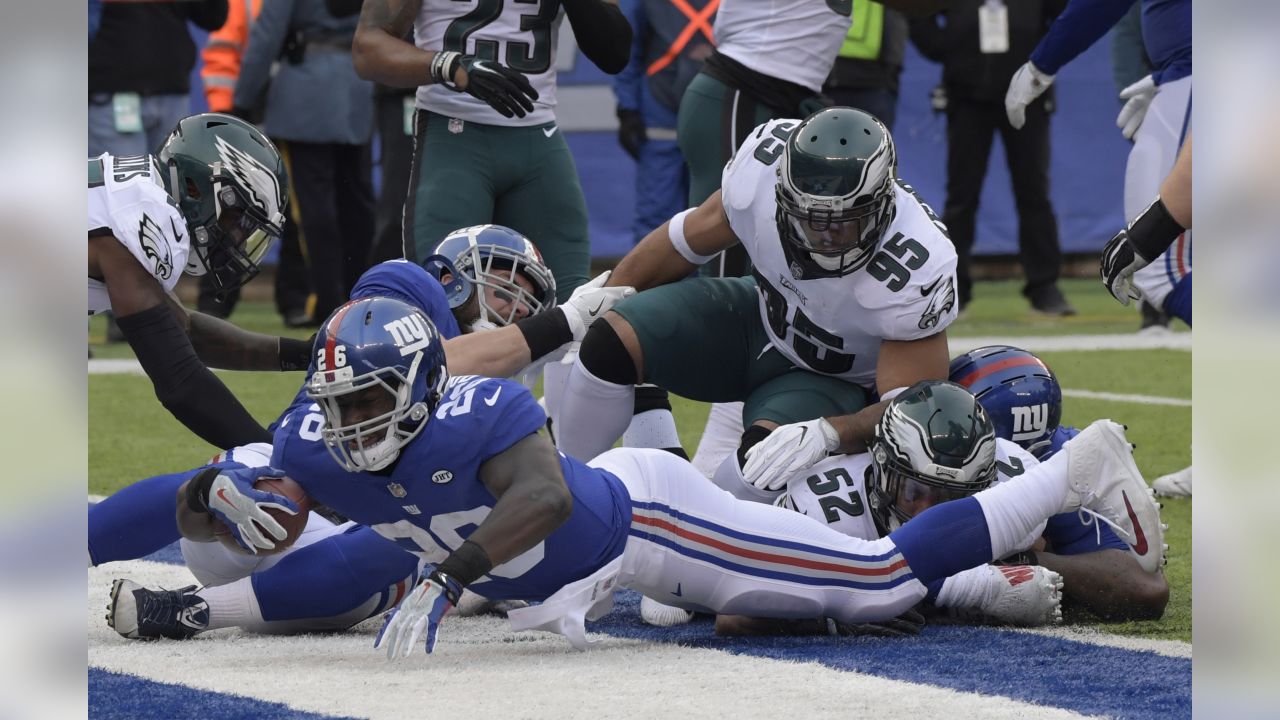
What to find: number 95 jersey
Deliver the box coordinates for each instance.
[415,0,564,126]
[722,119,959,388]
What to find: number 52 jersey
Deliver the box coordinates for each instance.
[722,119,959,388]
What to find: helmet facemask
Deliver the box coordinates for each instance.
[460,243,557,328]
[308,351,443,472]
[188,164,284,296]
[775,177,895,276]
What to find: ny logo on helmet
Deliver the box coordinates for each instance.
[384,315,432,356]
[1010,403,1049,441]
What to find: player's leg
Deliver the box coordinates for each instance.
[403,111,498,266]
[556,277,761,461]
[599,420,1159,625]
[492,121,590,301]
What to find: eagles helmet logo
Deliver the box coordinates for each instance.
[213,135,284,224]
[137,213,173,281]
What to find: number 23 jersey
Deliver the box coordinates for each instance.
[721,119,959,388]
[272,375,631,601]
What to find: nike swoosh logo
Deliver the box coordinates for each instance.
[920,277,942,297]
[542,126,558,138]
[215,487,237,511]
[797,427,808,446]
[589,299,605,317]
[1122,491,1149,556]
[671,583,682,597]
[484,387,503,406]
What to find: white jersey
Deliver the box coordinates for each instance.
[87,153,191,316]
[721,119,959,388]
[415,0,565,127]
[778,439,1043,543]
[713,0,853,92]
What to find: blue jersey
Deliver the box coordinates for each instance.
[271,260,463,431]
[1038,425,1127,555]
[1030,0,1189,85]
[272,375,632,601]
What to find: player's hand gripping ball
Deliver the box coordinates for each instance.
[209,470,309,555]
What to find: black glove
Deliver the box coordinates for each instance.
[616,108,645,160]
[830,608,926,639]
[431,51,538,119]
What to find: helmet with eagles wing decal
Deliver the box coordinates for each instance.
[156,113,288,297]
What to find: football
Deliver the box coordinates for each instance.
[212,475,311,555]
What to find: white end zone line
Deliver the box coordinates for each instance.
[1063,389,1191,407]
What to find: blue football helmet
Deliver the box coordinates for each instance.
[306,296,449,472]
[948,345,1063,458]
[433,224,557,329]
[421,254,475,312]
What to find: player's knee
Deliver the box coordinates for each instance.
[735,424,774,469]
[579,314,640,386]
[1124,572,1170,621]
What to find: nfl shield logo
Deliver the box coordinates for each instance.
[448,118,464,134]
[790,261,804,280]
[386,482,407,498]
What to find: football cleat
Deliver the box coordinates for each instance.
[640,596,694,627]
[107,579,209,640]
[1061,421,1166,573]
[1152,466,1192,498]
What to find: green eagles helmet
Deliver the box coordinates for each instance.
[868,380,997,534]
[155,113,288,296]
[775,107,897,279]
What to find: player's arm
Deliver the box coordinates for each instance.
[828,330,951,453]
[162,292,313,372]
[470,432,574,563]
[91,235,272,448]
[562,0,633,75]
[609,190,741,291]
[351,0,436,87]
[1034,549,1169,621]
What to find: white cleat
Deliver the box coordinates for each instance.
[1152,466,1192,498]
[1062,420,1166,573]
[640,595,694,627]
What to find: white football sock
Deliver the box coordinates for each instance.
[974,449,1071,559]
[200,578,264,630]
[623,408,682,451]
[540,354,572,431]
[711,451,781,504]
[691,401,744,479]
[556,360,634,461]
[934,565,1001,610]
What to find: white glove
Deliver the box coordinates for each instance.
[1116,74,1157,140]
[206,470,299,555]
[980,565,1064,627]
[1005,62,1055,129]
[741,417,840,491]
[560,270,636,342]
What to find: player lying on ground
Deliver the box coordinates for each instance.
[94,234,632,634]
[556,107,959,507]
[90,112,317,448]
[108,298,1160,657]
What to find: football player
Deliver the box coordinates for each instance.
[556,107,958,503]
[111,297,1158,654]
[89,112,315,449]
[1004,0,1191,327]
[96,234,632,637]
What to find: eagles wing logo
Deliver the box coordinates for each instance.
[917,275,956,330]
[137,213,174,281]
[213,135,283,222]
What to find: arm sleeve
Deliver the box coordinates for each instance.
[234,0,296,110]
[116,303,272,449]
[186,0,230,31]
[562,0,634,75]
[1028,0,1139,75]
[610,0,646,111]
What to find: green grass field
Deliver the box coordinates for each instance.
[88,277,1191,642]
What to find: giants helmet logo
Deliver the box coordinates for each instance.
[1010,403,1050,443]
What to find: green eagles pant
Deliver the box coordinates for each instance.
[613,276,871,427]
[404,111,590,301]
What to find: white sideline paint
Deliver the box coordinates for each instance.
[1062,389,1192,407]
[86,333,1190,377]
[89,561,1098,720]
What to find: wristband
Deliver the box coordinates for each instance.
[668,209,716,265]
[279,336,313,372]
[435,539,494,587]
[516,308,572,361]
[185,467,219,514]
[1127,196,1185,263]
[431,51,462,90]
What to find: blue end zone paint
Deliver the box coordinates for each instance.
[591,591,1191,720]
[101,529,1191,719]
[89,668,361,720]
